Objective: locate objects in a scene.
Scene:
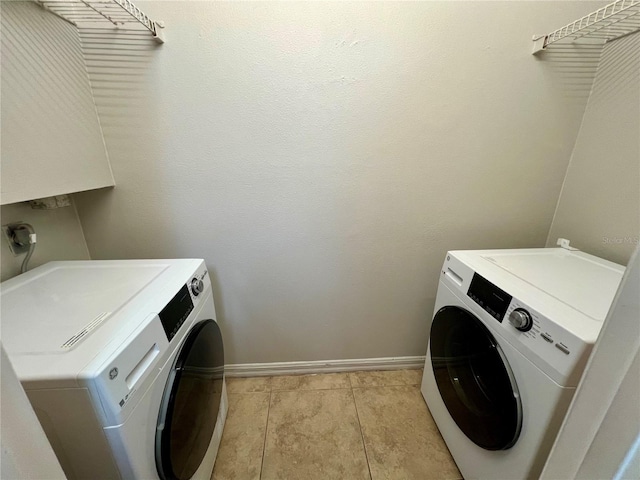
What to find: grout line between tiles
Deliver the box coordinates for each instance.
[258,390,272,480]
[351,383,420,389]
[225,390,271,396]
[350,386,374,480]
[270,386,351,393]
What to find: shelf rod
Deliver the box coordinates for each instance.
[111,0,164,43]
[79,0,120,26]
[572,7,640,41]
[532,0,640,54]
[35,0,165,43]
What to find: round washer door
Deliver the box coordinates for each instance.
[156,319,224,480]
[430,305,522,450]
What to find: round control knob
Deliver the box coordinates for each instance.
[509,308,533,332]
[191,278,204,296]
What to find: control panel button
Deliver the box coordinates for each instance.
[191,278,204,296]
[508,308,533,332]
[540,333,553,343]
[555,343,570,355]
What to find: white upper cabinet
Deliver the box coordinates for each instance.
[1,2,114,205]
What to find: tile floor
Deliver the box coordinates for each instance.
[211,369,462,480]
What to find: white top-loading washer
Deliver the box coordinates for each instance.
[1,259,227,480]
[421,248,624,479]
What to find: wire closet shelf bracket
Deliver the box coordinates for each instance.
[532,0,640,53]
[35,0,164,43]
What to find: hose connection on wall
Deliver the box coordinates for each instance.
[2,223,37,273]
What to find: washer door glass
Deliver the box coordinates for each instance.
[156,319,224,480]
[430,306,522,450]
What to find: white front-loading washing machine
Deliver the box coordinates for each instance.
[421,248,624,479]
[1,259,227,480]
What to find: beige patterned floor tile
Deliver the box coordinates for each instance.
[349,369,423,388]
[270,372,351,391]
[211,393,270,480]
[225,376,271,393]
[353,386,461,480]
[261,389,370,480]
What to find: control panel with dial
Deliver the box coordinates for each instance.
[191,277,204,296]
[505,300,577,359]
[508,308,533,332]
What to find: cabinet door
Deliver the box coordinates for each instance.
[0,2,114,205]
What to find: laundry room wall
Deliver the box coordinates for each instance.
[547,32,640,266]
[75,1,605,365]
[0,202,91,282]
[1,1,101,282]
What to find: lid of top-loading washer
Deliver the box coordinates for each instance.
[1,262,169,355]
[482,249,624,322]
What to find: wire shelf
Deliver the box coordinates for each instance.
[533,0,640,53]
[35,0,164,43]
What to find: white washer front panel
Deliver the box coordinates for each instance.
[103,293,227,478]
[421,282,576,480]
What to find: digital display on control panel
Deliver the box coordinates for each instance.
[159,284,194,341]
[467,273,512,322]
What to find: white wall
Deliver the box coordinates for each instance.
[0,345,66,479]
[76,1,605,364]
[541,246,640,479]
[1,201,90,281]
[547,32,640,266]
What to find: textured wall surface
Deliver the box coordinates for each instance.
[547,33,640,266]
[0,1,113,204]
[76,1,604,364]
[1,201,91,281]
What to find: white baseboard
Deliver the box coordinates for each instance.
[225,356,426,377]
